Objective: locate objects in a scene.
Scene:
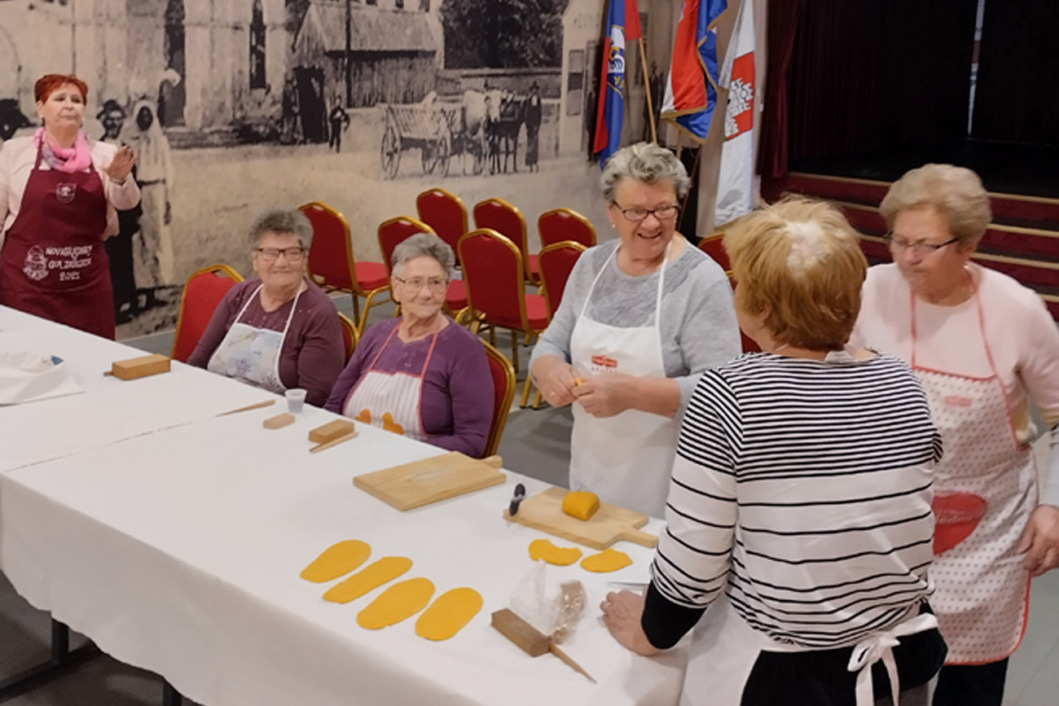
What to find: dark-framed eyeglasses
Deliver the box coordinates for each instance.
[612,203,680,223]
[393,275,448,293]
[255,246,305,262]
[884,232,958,255]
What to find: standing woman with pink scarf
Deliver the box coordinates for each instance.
[0,74,140,339]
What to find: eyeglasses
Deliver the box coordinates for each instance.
[612,203,680,223]
[884,233,958,255]
[394,276,448,293]
[255,246,305,262]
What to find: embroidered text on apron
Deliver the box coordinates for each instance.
[568,243,677,517]
[207,283,301,394]
[0,141,114,338]
[910,286,1035,664]
[342,324,439,441]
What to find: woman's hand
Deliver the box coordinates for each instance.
[573,373,634,418]
[532,356,581,408]
[600,590,660,656]
[104,145,136,183]
[1019,504,1059,576]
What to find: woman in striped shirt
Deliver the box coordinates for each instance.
[601,197,947,706]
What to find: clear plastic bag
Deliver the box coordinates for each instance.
[509,561,586,643]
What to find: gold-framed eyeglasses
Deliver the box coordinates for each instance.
[884,233,958,255]
[255,246,305,262]
[613,203,680,222]
[394,276,448,293]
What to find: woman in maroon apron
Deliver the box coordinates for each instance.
[0,74,139,339]
[854,164,1059,706]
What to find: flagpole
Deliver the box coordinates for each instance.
[638,38,657,143]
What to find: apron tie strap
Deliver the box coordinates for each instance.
[847,612,937,706]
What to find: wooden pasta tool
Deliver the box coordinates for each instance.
[309,419,357,453]
[491,609,595,683]
[104,354,170,380]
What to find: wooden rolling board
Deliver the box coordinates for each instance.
[353,452,505,511]
[503,487,656,550]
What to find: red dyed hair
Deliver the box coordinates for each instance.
[35,74,89,103]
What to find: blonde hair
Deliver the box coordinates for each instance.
[723,197,867,351]
[879,164,991,248]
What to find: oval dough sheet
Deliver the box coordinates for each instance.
[415,587,484,641]
[580,547,632,573]
[529,539,582,566]
[357,578,436,630]
[300,540,371,583]
[322,556,413,604]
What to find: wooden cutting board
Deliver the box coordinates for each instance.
[503,487,657,550]
[353,452,505,511]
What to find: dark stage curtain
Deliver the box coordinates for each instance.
[973,1,1059,146]
[758,0,804,180]
[784,0,977,166]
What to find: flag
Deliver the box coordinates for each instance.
[593,0,642,167]
[715,0,756,225]
[661,0,728,141]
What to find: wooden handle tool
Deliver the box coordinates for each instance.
[309,431,357,454]
[217,399,275,416]
[491,609,595,683]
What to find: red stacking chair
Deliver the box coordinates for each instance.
[472,197,538,285]
[337,312,359,363]
[480,340,516,458]
[171,264,244,363]
[698,232,730,270]
[537,208,596,249]
[416,188,468,267]
[726,272,761,354]
[299,201,389,334]
[377,216,468,320]
[457,228,549,375]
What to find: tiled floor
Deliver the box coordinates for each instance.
[1,299,1056,704]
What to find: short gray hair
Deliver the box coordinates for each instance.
[392,232,454,276]
[249,209,314,248]
[601,142,690,203]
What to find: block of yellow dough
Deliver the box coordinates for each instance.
[528,538,582,566]
[357,578,435,630]
[322,556,413,604]
[300,540,371,583]
[561,491,600,521]
[580,547,632,573]
[415,587,483,641]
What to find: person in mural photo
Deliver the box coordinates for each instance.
[525,81,542,172]
[529,142,741,517]
[0,74,140,339]
[852,164,1059,706]
[328,94,350,153]
[120,99,175,309]
[189,208,345,406]
[325,233,494,459]
[97,98,140,323]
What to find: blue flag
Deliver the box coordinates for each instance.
[593,0,642,167]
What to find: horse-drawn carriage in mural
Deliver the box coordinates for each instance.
[379,90,528,179]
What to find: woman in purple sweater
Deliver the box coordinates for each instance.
[188,209,344,406]
[325,233,493,458]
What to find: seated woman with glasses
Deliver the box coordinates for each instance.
[529,142,741,517]
[188,208,344,405]
[324,233,493,457]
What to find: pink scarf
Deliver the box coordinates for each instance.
[34,127,93,174]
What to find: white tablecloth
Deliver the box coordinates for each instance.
[0,308,686,706]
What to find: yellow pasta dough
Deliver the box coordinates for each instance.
[561,491,600,521]
[357,578,436,630]
[580,548,632,573]
[300,540,371,583]
[415,587,483,641]
[528,538,582,566]
[322,556,413,604]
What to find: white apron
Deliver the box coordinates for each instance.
[682,595,937,706]
[207,283,301,394]
[341,324,438,441]
[568,243,677,517]
[910,287,1035,664]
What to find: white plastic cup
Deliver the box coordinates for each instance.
[285,388,307,414]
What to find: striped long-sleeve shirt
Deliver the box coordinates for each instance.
[644,352,942,649]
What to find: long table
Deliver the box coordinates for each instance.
[0,307,686,705]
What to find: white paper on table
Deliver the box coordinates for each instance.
[0,349,84,405]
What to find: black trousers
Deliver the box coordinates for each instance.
[932,659,1009,706]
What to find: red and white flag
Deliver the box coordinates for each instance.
[715,0,756,226]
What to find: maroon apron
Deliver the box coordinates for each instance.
[0,141,115,338]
